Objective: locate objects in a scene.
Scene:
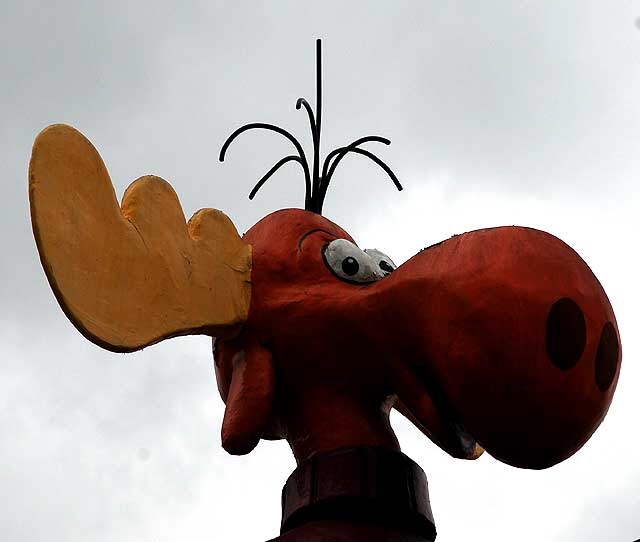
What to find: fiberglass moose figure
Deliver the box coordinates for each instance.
[30,41,620,542]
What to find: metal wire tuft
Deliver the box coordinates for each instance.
[219,39,402,214]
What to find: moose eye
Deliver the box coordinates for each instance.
[364,248,397,276]
[323,239,384,283]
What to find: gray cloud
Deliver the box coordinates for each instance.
[1,1,639,541]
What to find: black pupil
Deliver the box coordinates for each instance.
[341,257,359,276]
[379,260,394,273]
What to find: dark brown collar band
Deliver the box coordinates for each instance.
[280,447,436,541]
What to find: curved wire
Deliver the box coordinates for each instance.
[249,155,303,199]
[219,39,401,214]
[296,96,320,203]
[327,147,402,190]
[321,136,391,182]
[317,146,402,213]
[219,122,312,206]
[296,98,317,139]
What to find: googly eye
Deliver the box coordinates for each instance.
[364,248,397,276]
[323,239,384,283]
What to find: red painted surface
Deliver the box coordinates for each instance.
[214,208,620,470]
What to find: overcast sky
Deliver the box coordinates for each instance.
[1,1,639,541]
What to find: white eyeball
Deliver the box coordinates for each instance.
[323,239,385,283]
[364,248,397,276]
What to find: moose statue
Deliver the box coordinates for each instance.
[29,41,620,541]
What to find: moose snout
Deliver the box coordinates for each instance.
[376,226,620,469]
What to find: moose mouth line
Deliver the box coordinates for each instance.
[397,361,481,460]
[428,399,480,458]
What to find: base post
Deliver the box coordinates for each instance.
[270,446,436,542]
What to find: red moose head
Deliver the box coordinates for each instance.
[29,40,620,523]
[214,206,619,469]
[213,41,620,470]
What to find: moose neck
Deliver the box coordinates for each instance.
[281,390,401,464]
[273,446,436,542]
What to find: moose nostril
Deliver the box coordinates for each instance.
[595,322,619,392]
[546,297,587,370]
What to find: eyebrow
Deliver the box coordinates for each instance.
[297,228,337,250]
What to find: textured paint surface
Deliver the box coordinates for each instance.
[30,125,251,352]
[221,343,275,455]
[379,226,620,468]
[215,209,620,470]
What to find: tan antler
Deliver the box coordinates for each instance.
[29,124,251,353]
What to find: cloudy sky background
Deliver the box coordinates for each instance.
[1,1,639,540]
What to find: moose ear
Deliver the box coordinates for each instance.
[29,124,251,352]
